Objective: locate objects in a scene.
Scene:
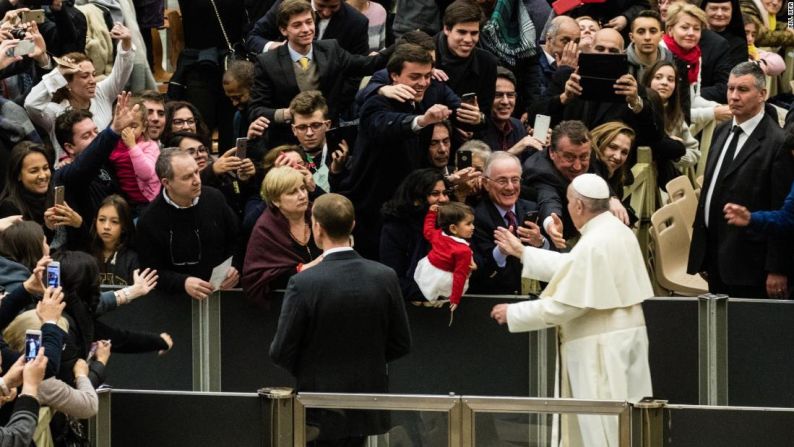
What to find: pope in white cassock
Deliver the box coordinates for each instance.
[490,174,653,447]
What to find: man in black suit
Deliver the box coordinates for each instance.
[470,152,546,295]
[247,0,385,147]
[245,0,369,55]
[521,120,613,250]
[338,43,456,260]
[270,193,411,445]
[688,62,794,299]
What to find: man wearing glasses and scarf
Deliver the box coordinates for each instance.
[137,148,240,300]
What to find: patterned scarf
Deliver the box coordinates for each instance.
[481,0,536,66]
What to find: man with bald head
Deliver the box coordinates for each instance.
[491,173,653,446]
[544,27,665,147]
[527,15,580,122]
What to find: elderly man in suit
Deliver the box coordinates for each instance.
[688,62,794,299]
[247,0,385,147]
[270,193,411,445]
[469,152,547,295]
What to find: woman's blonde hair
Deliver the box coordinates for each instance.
[665,2,709,31]
[3,310,69,352]
[261,166,305,207]
[590,121,636,189]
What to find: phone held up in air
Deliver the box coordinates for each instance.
[456,150,472,170]
[46,261,60,288]
[25,330,42,362]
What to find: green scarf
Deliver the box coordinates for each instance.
[481,0,537,66]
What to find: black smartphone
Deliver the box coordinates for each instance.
[524,210,539,226]
[456,150,472,169]
[325,125,358,151]
[461,92,477,105]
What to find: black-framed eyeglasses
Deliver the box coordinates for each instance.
[169,229,202,266]
[292,122,326,133]
[173,118,196,127]
[184,146,209,156]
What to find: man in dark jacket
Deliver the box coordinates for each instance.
[270,193,410,445]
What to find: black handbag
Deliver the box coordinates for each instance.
[209,0,253,69]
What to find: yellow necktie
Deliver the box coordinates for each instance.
[298,57,310,71]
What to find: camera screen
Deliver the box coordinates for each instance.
[25,333,41,362]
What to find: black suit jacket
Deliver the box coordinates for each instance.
[269,250,411,439]
[688,112,794,287]
[245,0,369,55]
[247,40,385,146]
[469,198,538,295]
[697,30,733,104]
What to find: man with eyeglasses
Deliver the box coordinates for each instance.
[469,152,546,295]
[137,149,240,300]
[478,68,548,162]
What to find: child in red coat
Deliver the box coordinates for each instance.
[413,202,476,312]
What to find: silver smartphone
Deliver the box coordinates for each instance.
[533,114,551,143]
[25,330,42,362]
[12,40,35,57]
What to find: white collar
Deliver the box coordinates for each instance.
[288,43,313,63]
[163,189,199,209]
[732,109,765,137]
[442,232,470,245]
[323,246,354,256]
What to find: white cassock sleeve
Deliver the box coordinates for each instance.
[520,246,569,283]
[506,299,588,333]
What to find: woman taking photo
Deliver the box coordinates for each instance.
[380,169,451,303]
[24,23,135,161]
[242,166,323,306]
[0,142,82,247]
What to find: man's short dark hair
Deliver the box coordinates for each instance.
[396,30,435,53]
[496,66,517,87]
[387,43,434,77]
[443,0,484,30]
[313,193,355,240]
[54,109,94,147]
[278,0,314,29]
[630,10,662,31]
[138,89,165,105]
[289,90,329,118]
[551,120,591,151]
[155,147,191,181]
[730,61,766,91]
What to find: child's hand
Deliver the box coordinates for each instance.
[429,204,439,213]
[469,260,477,271]
[121,127,136,148]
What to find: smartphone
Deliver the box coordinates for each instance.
[12,40,35,57]
[456,150,472,170]
[533,114,551,143]
[25,330,42,362]
[54,185,65,206]
[46,261,60,288]
[235,138,248,159]
[461,92,477,105]
[20,9,45,24]
[524,210,539,225]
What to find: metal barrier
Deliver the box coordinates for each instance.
[98,287,794,408]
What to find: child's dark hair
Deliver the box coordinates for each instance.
[438,202,474,235]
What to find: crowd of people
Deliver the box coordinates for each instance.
[0,0,793,444]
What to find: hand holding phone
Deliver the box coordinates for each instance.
[456,150,472,170]
[25,330,42,362]
[235,138,248,159]
[461,93,477,106]
[46,261,60,288]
